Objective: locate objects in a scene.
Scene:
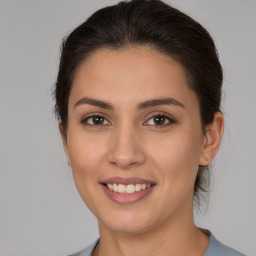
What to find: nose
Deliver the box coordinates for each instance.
[107,124,146,170]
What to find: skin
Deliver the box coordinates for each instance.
[60,46,224,256]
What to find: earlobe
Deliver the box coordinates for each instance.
[59,121,71,166]
[199,112,224,166]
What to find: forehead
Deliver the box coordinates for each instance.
[70,46,198,109]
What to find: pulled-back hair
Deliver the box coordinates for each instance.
[54,0,223,206]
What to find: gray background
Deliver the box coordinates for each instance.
[0,0,255,255]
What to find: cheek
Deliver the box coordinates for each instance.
[149,126,202,189]
[66,128,108,211]
[67,126,107,179]
[144,130,202,218]
[152,127,201,165]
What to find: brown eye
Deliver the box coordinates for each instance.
[145,114,175,128]
[82,115,110,126]
[92,116,105,125]
[153,116,166,125]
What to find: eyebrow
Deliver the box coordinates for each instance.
[74,96,185,110]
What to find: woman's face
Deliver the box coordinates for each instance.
[63,46,206,234]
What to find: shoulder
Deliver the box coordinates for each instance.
[67,234,246,256]
[204,233,246,256]
[68,239,99,256]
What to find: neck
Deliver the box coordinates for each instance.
[93,204,209,256]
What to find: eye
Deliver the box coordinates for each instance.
[81,113,174,128]
[145,114,175,128]
[81,115,110,127]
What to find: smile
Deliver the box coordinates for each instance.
[105,183,152,194]
[100,177,156,204]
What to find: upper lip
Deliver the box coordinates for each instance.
[100,176,156,185]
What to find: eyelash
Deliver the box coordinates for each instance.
[81,112,175,129]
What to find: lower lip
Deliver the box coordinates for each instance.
[101,184,154,204]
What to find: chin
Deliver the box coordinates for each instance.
[103,222,152,235]
[98,210,162,235]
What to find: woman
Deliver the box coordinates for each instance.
[54,0,245,255]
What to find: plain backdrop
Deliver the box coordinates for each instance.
[0,0,255,255]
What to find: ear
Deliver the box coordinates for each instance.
[59,121,71,166]
[199,112,224,166]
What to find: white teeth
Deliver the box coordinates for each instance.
[106,183,153,194]
[113,183,118,192]
[117,184,126,193]
[141,184,146,190]
[107,184,113,191]
[135,184,142,192]
[126,184,135,193]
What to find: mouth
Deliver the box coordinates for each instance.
[100,177,156,204]
[102,183,153,194]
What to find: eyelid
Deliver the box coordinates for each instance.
[81,111,175,128]
[144,111,175,127]
[81,113,111,126]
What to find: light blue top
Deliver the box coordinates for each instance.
[69,232,245,256]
